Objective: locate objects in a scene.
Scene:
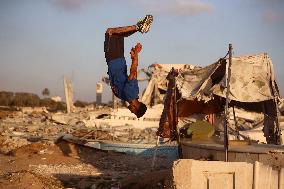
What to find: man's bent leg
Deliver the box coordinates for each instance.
[106,25,137,38]
[105,15,153,62]
[105,26,138,62]
[106,15,153,37]
[104,30,125,62]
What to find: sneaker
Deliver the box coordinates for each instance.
[136,15,153,34]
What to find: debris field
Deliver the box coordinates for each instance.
[0,108,173,189]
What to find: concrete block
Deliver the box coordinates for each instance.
[280,168,284,189]
[172,159,253,189]
[253,161,283,189]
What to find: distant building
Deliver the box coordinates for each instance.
[96,82,103,105]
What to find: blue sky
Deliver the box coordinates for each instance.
[0,0,283,102]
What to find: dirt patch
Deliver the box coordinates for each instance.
[10,142,49,156]
[119,169,173,189]
[0,140,173,189]
[0,170,63,189]
[0,135,30,154]
[0,108,174,188]
[0,111,11,119]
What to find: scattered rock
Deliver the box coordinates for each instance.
[0,136,30,154]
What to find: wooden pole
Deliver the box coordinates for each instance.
[172,68,182,158]
[224,44,233,162]
[232,106,240,140]
[173,69,178,143]
[63,77,71,113]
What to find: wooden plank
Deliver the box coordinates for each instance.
[216,151,226,162]
[181,140,284,154]
[228,152,236,162]
[181,144,191,158]
[235,153,247,162]
[246,153,259,163]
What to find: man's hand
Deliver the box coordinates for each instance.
[130,43,142,59]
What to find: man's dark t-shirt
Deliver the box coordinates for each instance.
[107,57,139,101]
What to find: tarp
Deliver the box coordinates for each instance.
[157,53,281,143]
[176,53,278,103]
[213,53,277,102]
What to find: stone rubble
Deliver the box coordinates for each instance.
[0,108,160,154]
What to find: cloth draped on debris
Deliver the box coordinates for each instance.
[156,53,281,143]
[144,53,278,105]
[176,53,278,103]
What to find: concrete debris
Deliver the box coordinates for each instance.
[0,135,30,154]
[69,126,158,144]
[0,110,87,154]
[50,113,69,125]
[171,159,284,189]
[21,107,48,114]
[29,163,101,176]
[0,106,163,154]
[0,107,174,189]
[0,103,283,188]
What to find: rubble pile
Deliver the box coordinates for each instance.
[0,108,173,189]
[0,110,87,154]
[0,108,161,155]
[80,125,159,144]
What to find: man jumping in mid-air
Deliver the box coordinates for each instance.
[104,15,153,118]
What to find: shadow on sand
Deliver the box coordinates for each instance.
[54,139,174,189]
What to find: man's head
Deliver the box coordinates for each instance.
[128,99,147,118]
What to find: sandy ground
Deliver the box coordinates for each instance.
[0,140,173,189]
[0,109,173,189]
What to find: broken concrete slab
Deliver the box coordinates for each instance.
[171,159,284,189]
[253,161,284,189]
[172,159,253,189]
[50,113,70,125]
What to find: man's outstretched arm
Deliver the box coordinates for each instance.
[129,43,142,80]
